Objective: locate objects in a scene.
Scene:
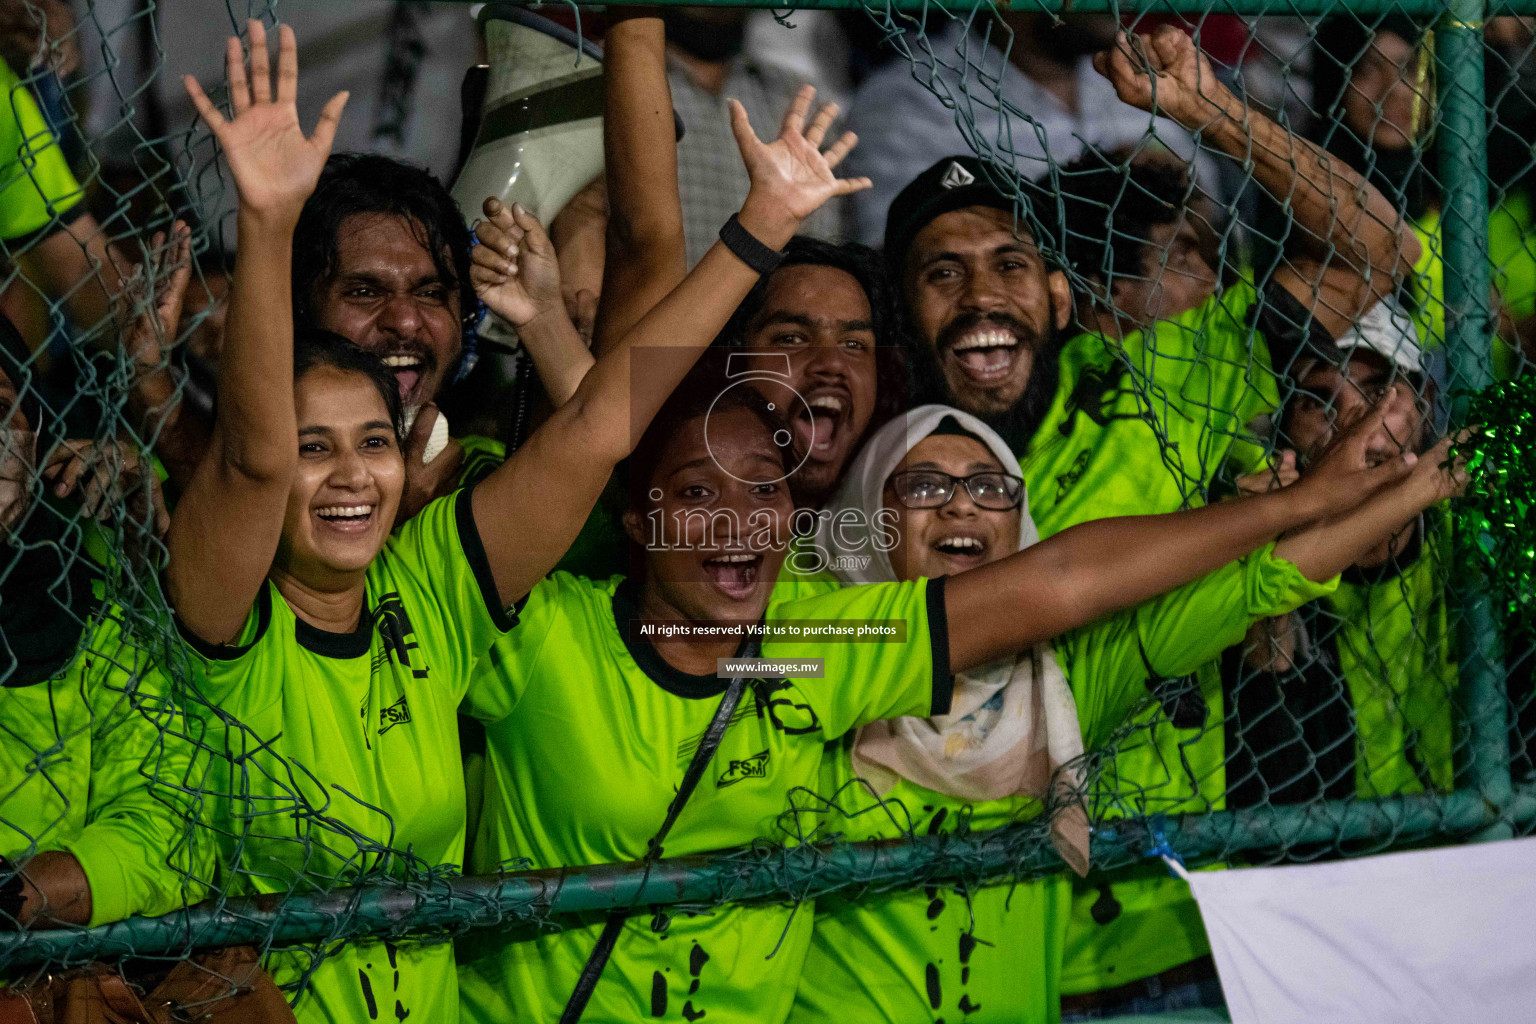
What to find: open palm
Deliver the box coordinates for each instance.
[184,21,347,218]
[119,222,191,366]
[730,86,870,225]
[471,199,564,329]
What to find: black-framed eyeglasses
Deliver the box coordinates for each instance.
[887,470,1024,511]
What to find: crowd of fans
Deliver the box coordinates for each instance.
[0,4,1528,1023]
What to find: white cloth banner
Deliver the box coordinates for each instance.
[1180,836,1536,1024]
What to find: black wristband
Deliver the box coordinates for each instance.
[718,213,785,275]
[0,856,23,930]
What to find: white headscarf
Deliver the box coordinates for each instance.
[814,404,1089,875]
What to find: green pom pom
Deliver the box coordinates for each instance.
[1454,374,1536,628]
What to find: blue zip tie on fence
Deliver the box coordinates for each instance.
[1145,814,1187,879]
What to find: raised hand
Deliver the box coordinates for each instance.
[731,86,871,239]
[471,197,565,329]
[1412,434,1470,504]
[183,21,347,220]
[119,222,192,368]
[1290,397,1419,519]
[1091,27,1237,129]
[41,440,170,538]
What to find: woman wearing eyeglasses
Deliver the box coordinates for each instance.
[788,404,1463,1024]
[459,372,1457,1022]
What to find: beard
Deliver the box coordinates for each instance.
[973,335,1063,454]
[914,306,1065,455]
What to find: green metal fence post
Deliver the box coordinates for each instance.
[1438,0,1513,841]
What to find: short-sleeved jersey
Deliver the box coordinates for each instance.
[0,61,82,243]
[1020,281,1279,536]
[791,546,1334,1022]
[180,490,512,1024]
[457,571,952,1024]
[1,607,210,925]
[455,432,506,490]
[1227,514,1456,808]
[453,430,634,581]
[1410,201,1530,381]
[1022,285,1287,997]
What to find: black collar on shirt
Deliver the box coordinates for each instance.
[293,594,373,659]
[610,578,748,700]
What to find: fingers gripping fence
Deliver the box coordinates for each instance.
[0,0,1532,1015]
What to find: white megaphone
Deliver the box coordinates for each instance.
[452,5,604,226]
[450,5,603,410]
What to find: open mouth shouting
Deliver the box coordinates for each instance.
[948,326,1022,385]
[929,528,991,569]
[789,386,853,464]
[934,312,1045,397]
[701,550,765,601]
[314,502,378,534]
[379,349,435,406]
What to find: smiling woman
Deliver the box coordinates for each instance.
[458,322,1462,1024]
[789,398,1466,1024]
[165,21,870,1024]
[459,366,960,1024]
[279,332,406,582]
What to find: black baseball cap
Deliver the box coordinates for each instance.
[883,155,1059,277]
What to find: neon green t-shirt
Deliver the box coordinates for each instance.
[1056,550,1340,995]
[1410,199,1530,381]
[182,490,513,1024]
[791,761,1069,1024]
[1335,525,1457,797]
[457,571,952,1024]
[454,431,631,580]
[1020,281,1278,534]
[1,606,210,925]
[1024,284,1282,996]
[790,546,1334,1023]
[455,432,506,490]
[1277,513,1457,799]
[0,61,82,242]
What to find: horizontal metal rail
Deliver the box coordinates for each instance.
[440,0,1536,18]
[3,785,1528,970]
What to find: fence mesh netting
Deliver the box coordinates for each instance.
[0,0,1532,1018]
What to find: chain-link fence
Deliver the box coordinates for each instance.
[0,0,1531,1019]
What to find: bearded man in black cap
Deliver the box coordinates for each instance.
[882,26,1425,1020]
[888,26,1421,529]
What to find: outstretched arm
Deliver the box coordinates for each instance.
[471,88,868,607]
[946,402,1452,673]
[166,22,346,645]
[592,11,687,356]
[1096,27,1422,336]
